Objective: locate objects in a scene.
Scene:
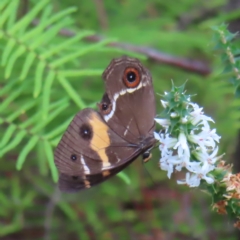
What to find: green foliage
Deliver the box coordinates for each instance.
[0,0,110,180]
[212,23,240,97]
[0,0,239,239]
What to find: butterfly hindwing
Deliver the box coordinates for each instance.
[54,108,142,191]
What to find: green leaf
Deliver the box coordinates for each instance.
[0,85,25,112]
[0,0,9,11]
[19,51,36,80]
[5,45,25,78]
[19,112,41,129]
[34,61,46,98]
[20,6,53,42]
[44,117,72,139]
[49,97,69,110]
[32,101,69,133]
[58,202,78,221]
[37,141,48,176]
[51,40,111,67]
[41,71,56,119]
[30,18,73,50]
[43,140,58,182]
[58,69,102,77]
[0,124,17,148]
[50,137,60,147]
[1,39,16,66]
[21,7,76,43]
[58,76,86,109]
[9,0,49,35]
[16,135,39,170]
[6,0,17,30]
[0,130,26,157]
[0,0,18,29]
[0,192,9,207]
[0,78,17,96]
[117,172,131,185]
[41,31,94,59]
[6,100,36,122]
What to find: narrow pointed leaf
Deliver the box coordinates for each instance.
[6,0,17,30]
[43,140,58,182]
[42,31,94,59]
[16,135,39,170]
[58,202,78,221]
[0,86,24,112]
[34,61,46,97]
[20,5,53,42]
[32,102,69,133]
[44,117,72,139]
[0,125,17,148]
[49,98,69,111]
[0,78,17,96]
[0,130,26,157]
[9,0,49,35]
[5,46,25,78]
[1,39,15,66]
[58,76,86,109]
[37,141,48,176]
[117,172,131,185]
[50,137,61,147]
[0,0,18,28]
[19,112,41,129]
[31,19,73,50]
[0,192,9,207]
[51,40,111,67]
[0,0,9,11]
[42,71,55,119]
[6,100,36,122]
[20,51,36,80]
[58,69,102,77]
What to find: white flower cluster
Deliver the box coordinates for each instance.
[155,101,224,187]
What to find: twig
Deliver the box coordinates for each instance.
[93,0,108,30]
[32,19,211,76]
[61,30,211,76]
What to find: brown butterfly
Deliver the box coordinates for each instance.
[54,56,156,192]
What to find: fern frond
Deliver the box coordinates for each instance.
[0,0,114,182]
[16,135,39,170]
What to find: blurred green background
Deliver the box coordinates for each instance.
[0,0,240,239]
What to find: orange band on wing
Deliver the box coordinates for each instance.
[89,112,111,167]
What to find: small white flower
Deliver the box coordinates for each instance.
[181,117,188,123]
[156,90,223,188]
[174,132,190,159]
[155,133,177,156]
[154,118,170,128]
[201,127,221,143]
[189,103,214,126]
[170,112,178,118]
[161,100,168,108]
[188,130,216,151]
[177,172,200,187]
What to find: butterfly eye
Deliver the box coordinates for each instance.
[123,67,141,88]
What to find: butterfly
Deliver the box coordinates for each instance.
[54,56,156,192]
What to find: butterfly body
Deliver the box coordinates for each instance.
[54,56,156,192]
